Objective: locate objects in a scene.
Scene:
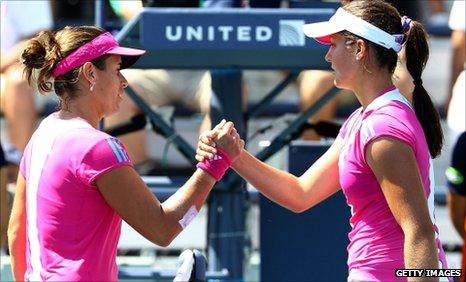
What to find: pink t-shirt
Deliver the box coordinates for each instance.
[19,113,132,281]
[337,88,448,281]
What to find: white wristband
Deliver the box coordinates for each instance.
[178,205,199,229]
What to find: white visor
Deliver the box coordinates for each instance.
[303,7,402,52]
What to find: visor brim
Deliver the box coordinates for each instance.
[107,46,146,69]
[303,21,343,45]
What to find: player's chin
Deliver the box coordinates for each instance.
[333,77,349,90]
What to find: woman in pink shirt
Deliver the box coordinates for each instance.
[197,0,449,281]
[8,26,244,281]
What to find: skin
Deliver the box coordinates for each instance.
[393,45,414,102]
[298,70,340,140]
[198,33,439,279]
[447,192,466,239]
[0,40,29,73]
[445,29,466,112]
[0,166,8,249]
[8,54,244,280]
[1,41,37,151]
[7,174,26,280]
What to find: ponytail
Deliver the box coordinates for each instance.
[21,30,61,94]
[404,21,443,157]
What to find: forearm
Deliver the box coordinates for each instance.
[164,169,215,215]
[447,192,466,238]
[8,208,27,280]
[449,31,466,95]
[0,41,28,73]
[451,217,465,240]
[232,150,304,212]
[160,169,216,241]
[0,54,15,73]
[98,166,216,247]
[8,175,27,280]
[8,227,26,281]
[404,231,438,281]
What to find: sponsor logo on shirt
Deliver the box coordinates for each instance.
[106,138,130,163]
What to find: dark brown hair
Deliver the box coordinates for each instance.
[21,26,109,107]
[342,0,443,157]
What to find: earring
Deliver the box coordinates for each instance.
[363,64,373,74]
[90,83,95,91]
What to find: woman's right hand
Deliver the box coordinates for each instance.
[195,120,244,163]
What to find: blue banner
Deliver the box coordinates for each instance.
[140,8,334,50]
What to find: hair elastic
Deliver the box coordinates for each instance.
[401,16,412,33]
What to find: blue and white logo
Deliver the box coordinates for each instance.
[279,20,305,47]
[142,10,327,49]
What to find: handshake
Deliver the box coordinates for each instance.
[195,119,245,181]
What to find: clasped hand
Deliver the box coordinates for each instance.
[195,119,244,162]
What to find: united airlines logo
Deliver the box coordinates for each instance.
[163,19,306,46]
[279,20,305,47]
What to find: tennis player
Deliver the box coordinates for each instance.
[197,1,449,280]
[8,25,243,281]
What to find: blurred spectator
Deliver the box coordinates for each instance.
[0,0,52,256]
[0,1,53,161]
[445,0,465,144]
[0,142,7,253]
[106,0,212,173]
[298,70,353,140]
[51,0,95,28]
[386,0,421,21]
[426,0,449,28]
[446,131,466,280]
[107,0,281,172]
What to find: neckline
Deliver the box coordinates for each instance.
[50,112,94,129]
[363,86,401,113]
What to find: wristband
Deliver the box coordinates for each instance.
[196,148,232,181]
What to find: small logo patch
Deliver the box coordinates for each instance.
[106,138,130,163]
[212,154,223,161]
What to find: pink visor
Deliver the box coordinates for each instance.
[52,32,146,77]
